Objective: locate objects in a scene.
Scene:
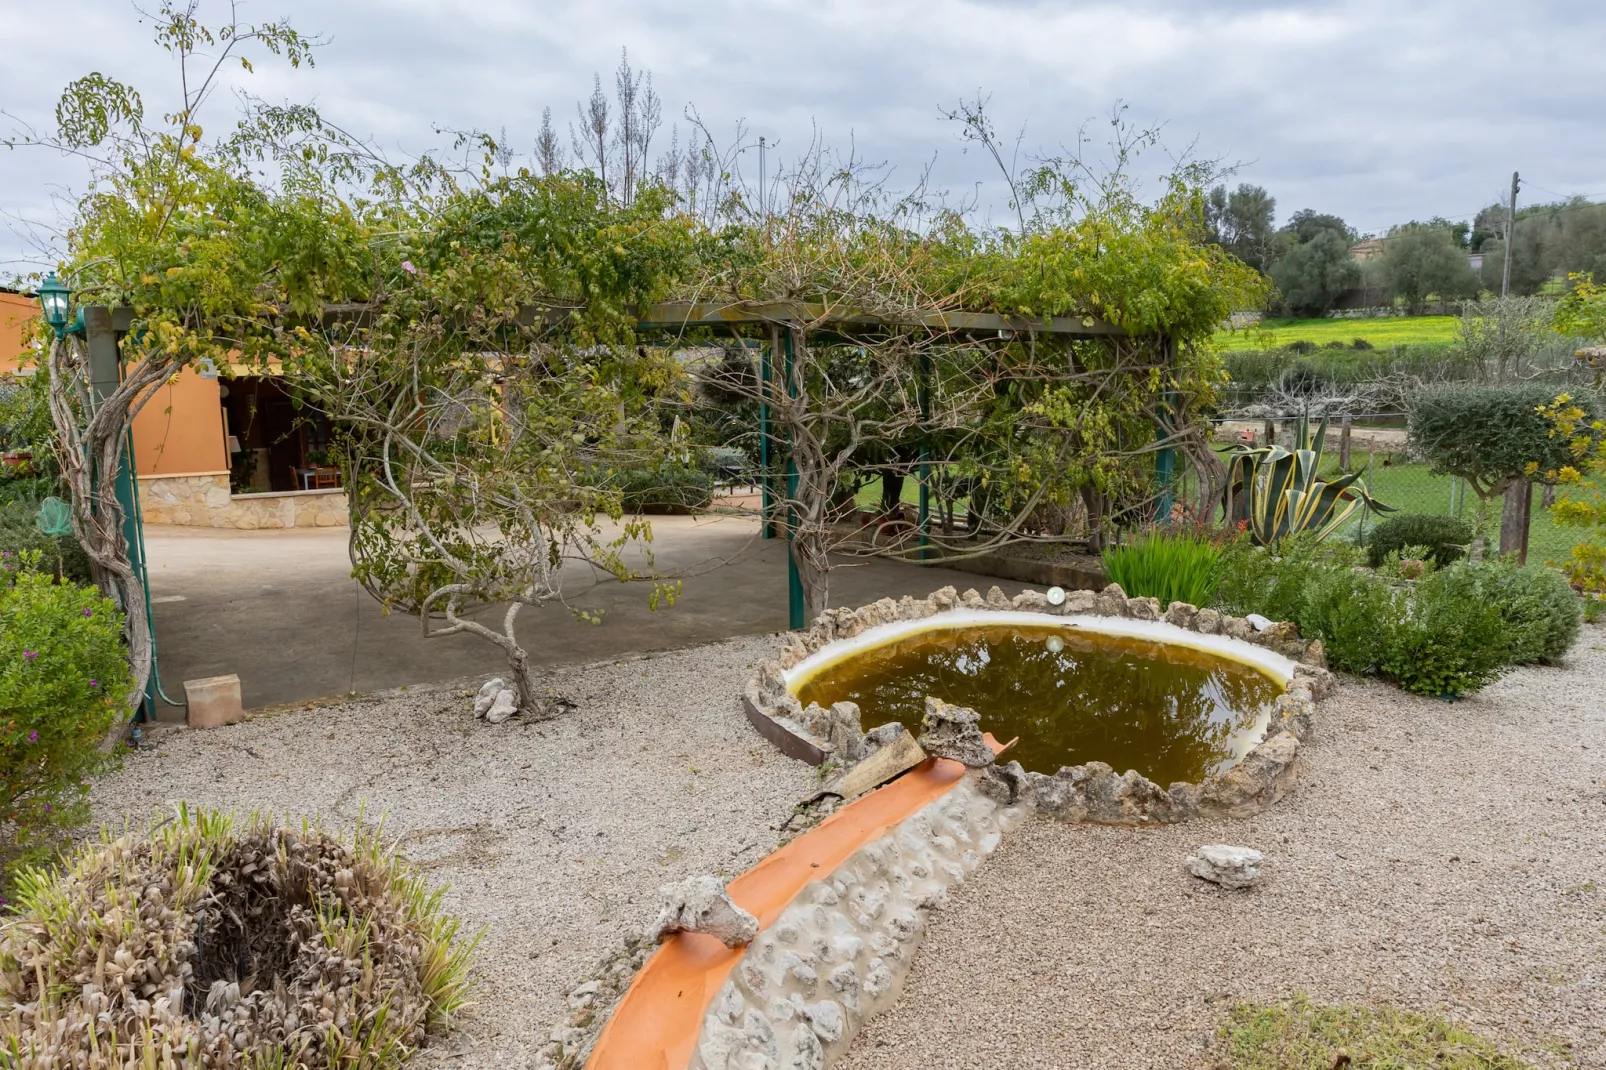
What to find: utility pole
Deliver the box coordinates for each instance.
[1501,171,1520,298]
[758,136,767,220]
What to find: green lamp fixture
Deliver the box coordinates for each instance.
[37,271,72,336]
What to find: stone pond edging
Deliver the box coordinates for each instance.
[685,779,1022,1070]
[742,583,1335,826]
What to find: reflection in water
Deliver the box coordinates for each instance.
[794,625,1282,784]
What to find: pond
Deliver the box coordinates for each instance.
[793,623,1285,785]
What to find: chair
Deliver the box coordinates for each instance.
[313,466,341,489]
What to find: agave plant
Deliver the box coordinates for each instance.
[1230,414,1393,545]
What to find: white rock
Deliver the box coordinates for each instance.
[649,874,759,948]
[1185,844,1264,888]
[473,677,506,717]
[484,688,519,724]
[1245,613,1274,632]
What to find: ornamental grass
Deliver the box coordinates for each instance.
[0,805,476,1069]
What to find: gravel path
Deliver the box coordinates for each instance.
[90,636,814,1068]
[841,625,1606,1070]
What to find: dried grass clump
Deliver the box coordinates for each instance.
[0,805,477,1068]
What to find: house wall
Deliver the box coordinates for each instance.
[0,291,39,373]
[1,293,346,527]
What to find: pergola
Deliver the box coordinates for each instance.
[322,296,1173,628]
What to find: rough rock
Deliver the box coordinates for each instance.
[1163,602,1198,629]
[978,760,1029,805]
[1273,691,1315,740]
[755,660,789,708]
[1025,761,1188,824]
[917,697,995,768]
[1198,730,1300,818]
[485,688,519,725]
[648,875,759,948]
[822,701,868,764]
[1294,664,1336,699]
[1192,607,1222,634]
[1222,615,1254,641]
[1125,596,1163,621]
[897,595,927,620]
[474,678,506,718]
[861,722,907,755]
[1302,638,1328,670]
[928,586,959,612]
[960,588,987,609]
[1095,583,1129,617]
[1063,589,1098,615]
[985,586,1012,609]
[1245,613,1274,632]
[1185,844,1264,889]
[1012,589,1051,613]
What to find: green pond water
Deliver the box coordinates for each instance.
[794,624,1284,785]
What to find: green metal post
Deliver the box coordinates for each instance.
[85,307,156,722]
[784,327,804,630]
[917,352,931,561]
[759,337,773,539]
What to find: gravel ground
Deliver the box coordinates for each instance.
[90,635,814,1068]
[841,624,1606,1070]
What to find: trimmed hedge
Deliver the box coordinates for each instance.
[1364,513,1474,568]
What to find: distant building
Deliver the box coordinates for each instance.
[1351,238,1387,262]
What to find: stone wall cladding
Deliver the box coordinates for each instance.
[688,780,1023,1070]
[139,473,349,529]
[745,583,1335,826]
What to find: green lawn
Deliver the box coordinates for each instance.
[1214,315,1460,352]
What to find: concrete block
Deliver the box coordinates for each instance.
[185,674,244,729]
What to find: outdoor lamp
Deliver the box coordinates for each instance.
[37,272,70,335]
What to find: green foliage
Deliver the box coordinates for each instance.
[1213,541,1560,696]
[1409,383,1591,498]
[614,462,716,513]
[0,373,53,454]
[1470,558,1582,665]
[1296,565,1396,676]
[1481,199,1606,297]
[1364,513,1473,568]
[1381,565,1510,696]
[1218,994,1534,1069]
[1205,183,1278,273]
[0,806,477,1066]
[1233,414,1391,546]
[1556,272,1606,340]
[1269,229,1360,317]
[1101,530,1224,608]
[1380,225,1481,314]
[0,504,92,587]
[0,553,131,882]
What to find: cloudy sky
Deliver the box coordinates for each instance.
[2,0,1603,278]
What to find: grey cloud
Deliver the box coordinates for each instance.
[2,0,1603,274]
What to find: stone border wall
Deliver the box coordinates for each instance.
[688,778,1022,1070]
[743,584,1334,825]
[138,473,349,528]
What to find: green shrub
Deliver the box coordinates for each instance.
[1101,530,1224,608]
[0,553,132,881]
[1470,558,1582,665]
[0,502,92,586]
[1380,565,1510,697]
[1409,382,1591,496]
[1213,536,1351,625]
[1364,512,1474,568]
[1298,566,1397,675]
[615,463,715,513]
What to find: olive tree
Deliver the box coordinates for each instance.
[1409,382,1592,560]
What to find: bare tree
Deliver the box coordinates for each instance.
[571,73,610,193]
[535,107,565,175]
[611,49,661,205]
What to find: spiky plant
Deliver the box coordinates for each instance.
[0,805,478,1069]
[1230,413,1393,546]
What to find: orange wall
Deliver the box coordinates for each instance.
[0,292,225,475]
[130,365,228,476]
[0,291,39,374]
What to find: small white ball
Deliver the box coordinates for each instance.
[1046,586,1066,606]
